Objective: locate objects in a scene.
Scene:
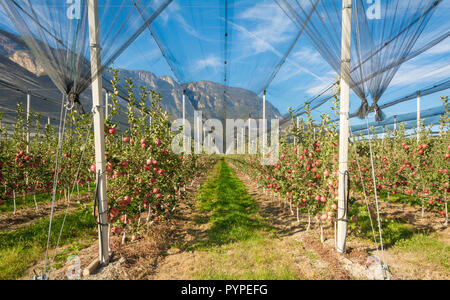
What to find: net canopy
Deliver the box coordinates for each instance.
[350,106,446,133]
[0,0,448,137]
[275,0,446,121]
[0,0,172,108]
[135,0,312,95]
[0,26,132,128]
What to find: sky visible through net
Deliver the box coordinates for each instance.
[0,0,448,135]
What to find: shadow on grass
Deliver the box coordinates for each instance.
[0,208,96,279]
[348,202,436,248]
[190,159,271,250]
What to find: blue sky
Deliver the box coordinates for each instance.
[1,0,448,128]
[113,0,450,130]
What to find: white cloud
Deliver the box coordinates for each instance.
[237,2,296,53]
[391,59,450,87]
[421,37,450,56]
[193,55,222,72]
[304,71,336,95]
[291,48,323,65]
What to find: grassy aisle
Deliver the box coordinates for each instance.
[0,187,90,213]
[0,208,97,279]
[175,159,308,280]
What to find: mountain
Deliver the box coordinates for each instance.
[119,69,282,121]
[0,31,282,124]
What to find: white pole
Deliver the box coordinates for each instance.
[394,115,397,131]
[241,127,245,154]
[88,0,109,265]
[248,117,251,151]
[203,126,206,153]
[182,90,186,154]
[417,91,420,143]
[293,121,296,146]
[336,0,352,254]
[33,194,38,212]
[105,90,109,121]
[263,90,266,152]
[13,190,16,215]
[26,94,31,153]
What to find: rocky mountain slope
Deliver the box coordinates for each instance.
[0,30,281,123]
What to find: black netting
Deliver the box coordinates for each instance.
[276,0,445,120]
[0,0,172,102]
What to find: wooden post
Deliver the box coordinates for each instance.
[336,0,352,254]
[88,0,109,266]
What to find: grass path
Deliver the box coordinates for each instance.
[148,159,336,280]
[0,206,97,279]
[148,159,450,280]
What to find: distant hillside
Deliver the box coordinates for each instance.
[0,31,281,124]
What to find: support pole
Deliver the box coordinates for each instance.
[336,0,352,254]
[105,90,109,121]
[248,117,251,151]
[394,115,397,131]
[88,0,109,266]
[241,126,245,154]
[182,89,186,154]
[263,90,266,152]
[417,91,420,143]
[26,93,30,153]
[203,126,207,153]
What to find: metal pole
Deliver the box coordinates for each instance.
[417,91,420,143]
[336,0,352,254]
[88,0,109,265]
[26,93,30,153]
[394,115,397,131]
